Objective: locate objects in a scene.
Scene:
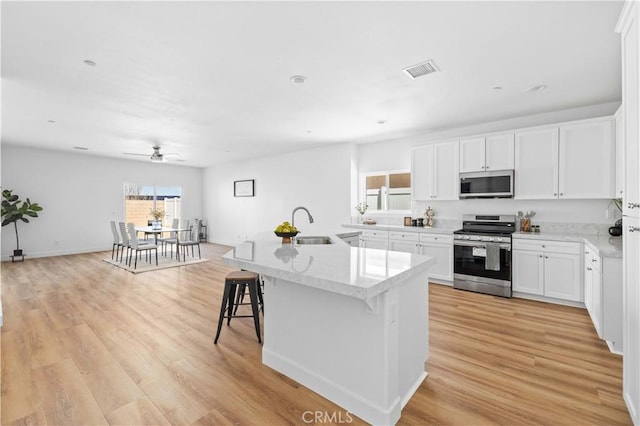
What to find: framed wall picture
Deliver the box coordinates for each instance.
[234,179,255,197]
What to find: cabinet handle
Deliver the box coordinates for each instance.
[554,193,557,196]
[587,267,592,271]
[542,245,546,248]
[545,256,549,259]
[629,227,640,232]
[560,193,564,196]
[620,190,624,194]
[592,259,598,263]
[485,166,489,169]
[584,251,589,254]
[539,255,543,258]
[628,202,640,209]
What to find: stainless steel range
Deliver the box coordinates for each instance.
[453,214,516,297]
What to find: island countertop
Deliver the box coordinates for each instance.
[222,232,435,300]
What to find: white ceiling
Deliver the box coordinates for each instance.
[1,1,623,168]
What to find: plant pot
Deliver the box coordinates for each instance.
[13,249,23,256]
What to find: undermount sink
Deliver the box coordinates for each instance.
[295,236,334,245]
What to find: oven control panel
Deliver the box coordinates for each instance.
[454,234,507,243]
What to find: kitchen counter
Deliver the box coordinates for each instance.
[222,232,434,425]
[343,223,456,235]
[513,231,622,258]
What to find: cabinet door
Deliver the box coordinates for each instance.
[544,252,582,302]
[512,250,544,295]
[584,249,594,313]
[485,133,515,171]
[623,215,640,417]
[412,145,434,200]
[420,243,453,282]
[615,109,625,197]
[459,137,485,173]
[559,120,615,199]
[514,128,559,199]
[591,256,603,338]
[432,142,459,200]
[388,239,418,254]
[359,237,388,250]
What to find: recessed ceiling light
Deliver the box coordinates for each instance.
[290,75,306,84]
[527,84,547,92]
[73,146,88,150]
[377,120,386,125]
[48,120,56,123]
[83,59,96,67]
[306,130,312,134]
[492,86,502,91]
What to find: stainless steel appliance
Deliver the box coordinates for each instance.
[459,170,514,199]
[453,214,516,297]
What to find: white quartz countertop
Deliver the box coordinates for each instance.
[513,231,622,258]
[222,232,435,300]
[342,223,456,235]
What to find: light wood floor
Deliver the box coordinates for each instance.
[1,243,631,425]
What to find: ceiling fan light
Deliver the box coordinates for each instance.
[150,156,164,163]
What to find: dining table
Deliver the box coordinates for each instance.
[135,226,189,258]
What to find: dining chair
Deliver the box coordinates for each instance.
[119,221,149,262]
[158,218,179,257]
[126,223,158,268]
[110,220,123,260]
[176,226,201,261]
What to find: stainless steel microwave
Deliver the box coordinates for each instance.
[459,170,514,199]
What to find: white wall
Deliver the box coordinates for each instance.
[357,102,620,225]
[203,144,356,245]
[1,145,203,259]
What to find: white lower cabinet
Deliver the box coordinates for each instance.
[584,244,623,351]
[384,231,454,283]
[512,239,582,303]
[359,229,389,250]
[418,234,453,282]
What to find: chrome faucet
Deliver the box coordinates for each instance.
[292,206,314,230]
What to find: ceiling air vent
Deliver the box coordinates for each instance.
[403,60,440,79]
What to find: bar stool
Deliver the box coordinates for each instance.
[214,271,262,344]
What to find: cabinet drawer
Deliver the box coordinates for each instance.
[420,233,453,244]
[361,229,389,239]
[389,231,419,242]
[513,239,581,255]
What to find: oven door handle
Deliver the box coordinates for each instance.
[454,240,511,250]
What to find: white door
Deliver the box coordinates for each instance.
[559,120,615,199]
[584,249,594,313]
[459,137,485,173]
[544,252,582,302]
[412,145,434,200]
[512,250,544,295]
[514,128,559,199]
[623,215,640,421]
[421,243,453,282]
[432,141,459,200]
[615,109,625,198]
[485,133,515,171]
[591,256,603,338]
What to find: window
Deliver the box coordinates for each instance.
[363,171,411,211]
[124,183,183,227]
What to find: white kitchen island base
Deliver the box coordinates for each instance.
[262,273,428,425]
[222,236,433,425]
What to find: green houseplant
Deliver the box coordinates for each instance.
[1,189,43,257]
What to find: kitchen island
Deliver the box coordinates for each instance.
[222,233,434,425]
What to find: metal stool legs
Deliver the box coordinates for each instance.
[214,272,262,344]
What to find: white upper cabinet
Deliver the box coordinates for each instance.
[412,141,459,201]
[459,137,486,172]
[514,127,559,199]
[559,119,615,199]
[459,133,514,173]
[485,133,515,171]
[615,107,625,197]
[515,119,615,200]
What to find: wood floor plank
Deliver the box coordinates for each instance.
[31,358,108,425]
[1,244,632,425]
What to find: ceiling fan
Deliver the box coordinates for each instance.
[123,145,181,163]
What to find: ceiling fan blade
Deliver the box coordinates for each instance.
[123,152,150,156]
[162,153,181,157]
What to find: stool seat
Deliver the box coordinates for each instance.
[214,270,262,344]
[226,270,259,281]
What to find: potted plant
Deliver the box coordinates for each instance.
[149,207,165,230]
[1,189,43,257]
